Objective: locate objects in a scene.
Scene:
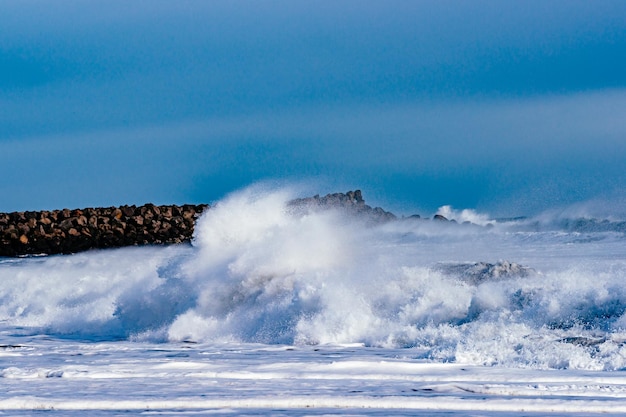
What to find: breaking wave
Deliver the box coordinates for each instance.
[2,186,626,370]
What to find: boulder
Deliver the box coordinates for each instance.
[287,190,396,223]
[435,260,534,284]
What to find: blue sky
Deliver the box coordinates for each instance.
[1,0,625,216]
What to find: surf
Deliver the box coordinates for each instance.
[1,185,626,370]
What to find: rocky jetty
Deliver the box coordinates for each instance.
[287,190,396,223]
[2,189,476,257]
[0,204,208,257]
[1,190,395,257]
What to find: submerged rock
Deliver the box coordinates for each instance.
[435,260,534,284]
[560,336,606,347]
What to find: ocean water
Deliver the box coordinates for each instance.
[2,187,626,415]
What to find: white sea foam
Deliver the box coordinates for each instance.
[434,205,496,226]
[3,339,626,415]
[1,186,626,371]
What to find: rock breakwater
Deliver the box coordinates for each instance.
[287,190,397,223]
[0,190,407,257]
[0,204,208,257]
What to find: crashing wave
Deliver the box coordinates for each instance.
[3,186,626,370]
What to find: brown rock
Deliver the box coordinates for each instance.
[59,218,75,230]
[159,222,172,234]
[122,206,135,217]
[160,206,173,218]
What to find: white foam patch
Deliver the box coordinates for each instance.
[2,396,626,413]
[4,341,626,414]
[435,205,496,226]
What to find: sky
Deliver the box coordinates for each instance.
[1,0,625,216]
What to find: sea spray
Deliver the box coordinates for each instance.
[171,187,362,344]
[435,205,496,226]
[1,186,626,369]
